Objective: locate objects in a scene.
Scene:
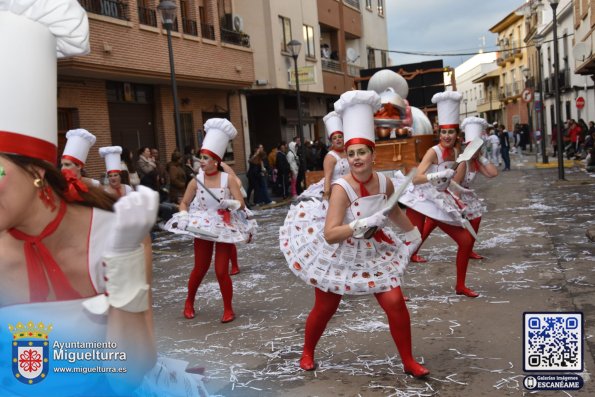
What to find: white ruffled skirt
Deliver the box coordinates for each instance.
[393,171,466,227]
[165,208,257,243]
[279,199,410,295]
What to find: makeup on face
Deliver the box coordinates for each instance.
[0,165,5,180]
[440,128,457,135]
[198,154,213,162]
[346,147,371,159]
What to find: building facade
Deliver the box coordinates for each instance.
[59,0,255,179]
[454,53,499,123]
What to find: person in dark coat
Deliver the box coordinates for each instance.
[276,142,291,199]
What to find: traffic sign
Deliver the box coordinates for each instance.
[521,88,533,103]
[576,96,585,109]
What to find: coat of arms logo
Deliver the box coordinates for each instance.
[8,321,52,385]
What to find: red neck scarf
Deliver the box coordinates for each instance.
[61,168,89,202]
[332,148,344,153]
[205,170,218,177]
[439,144,453,160]
[8,201,81,302]
[351,172,373,197]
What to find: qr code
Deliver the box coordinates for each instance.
[523,312,583,372]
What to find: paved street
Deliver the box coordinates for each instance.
[150,161,595,396]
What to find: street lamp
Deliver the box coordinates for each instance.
[550,0,564,180]
[488,82,493,123]
[287,39,306,170]
[534,34,548,164]
[522,67,533,152]
[158,0,184,152]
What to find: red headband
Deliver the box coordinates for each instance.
[345,137,375,149]
[439,124,459,130]
[199,148,221,163]
[329,131,343,140]
[0,130,57,163]
[61,155,85,168]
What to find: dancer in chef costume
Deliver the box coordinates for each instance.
[99,146,133,199]
[419,117,498,260]
[0,2,209,396]
[165,118,256,322]
[280,90,429,377]
[394,91,480,298]
[61,128,101,188]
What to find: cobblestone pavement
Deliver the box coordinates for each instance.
[150,164,595,396]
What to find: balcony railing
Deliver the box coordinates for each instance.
[322,59,341,73]
[344,0,361,9]
[220,28,250,47]
[79,0,128,21]
[182,18,198,36]
[138,5,156,27]
[347,64,362,77]
[199,23,214,40]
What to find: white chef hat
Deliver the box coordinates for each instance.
[461,117,488,143]
[323,111,342,140]
[62,129,96,167]
[202,118,238,162]
[431,91,463,129]
[0,0,89,163]
[99,146,123,174]
[334,90,381,149]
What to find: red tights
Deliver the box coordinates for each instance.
[406,209,478,297]
[300,287,429,377]
[185,239,235,322]
[229,244,240,275]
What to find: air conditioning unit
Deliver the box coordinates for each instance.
[232,14,244,32]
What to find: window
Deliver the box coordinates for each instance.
[366,0,372,10]
[377,0,384,16]
[367,47,375,69]
[280,16,292,52]
[381,50,387,67]
[180,112,195,149]
[303,25,315,57]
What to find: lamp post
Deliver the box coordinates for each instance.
[287,39,306,170]
[550,0,564,179]
[158,0,184,152]
[535,34,548,163]
[488,82,493,122]
[522,67,534,153]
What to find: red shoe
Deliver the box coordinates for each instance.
[221,310,235,323]
[469,252,484,260]
[299,355,316,371]
[410,254,427,263]
[455,287,479,298]
[184,300,195,319]
[230,267,240,275]
[403,362,430,378]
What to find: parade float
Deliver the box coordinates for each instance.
[306,67,455,186]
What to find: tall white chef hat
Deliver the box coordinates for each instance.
[431,91,463,130]
[334,90,381,149]
[0,0,89,163]
[99,146,123,174]
[323,111,342,140]
[202,118,238,162]
[62,128,96,167]
[460,117,488,143]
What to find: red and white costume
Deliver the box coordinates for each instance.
[165,170,256,242]
[99,145,133,198]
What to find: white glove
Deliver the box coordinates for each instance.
[218,199,241,211]
[105,185,159,255]
[89,186,158,314]
[426,169,455,186]
[478,156,490,166]
[176,210,189,230]
[403,227,422,256]
[349,212,387,238]
[448,180,472,196]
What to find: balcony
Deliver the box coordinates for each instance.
[201,23,215,40]
[344,0,361,9]
[138,5,156,27]
[322,59,341,73]
[80,0,129,21]
[347,64,362,77]
[220,28,250,47]
[182,18,198,36]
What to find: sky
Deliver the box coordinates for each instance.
[386,0,527,68]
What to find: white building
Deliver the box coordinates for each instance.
[454,53,498,122]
